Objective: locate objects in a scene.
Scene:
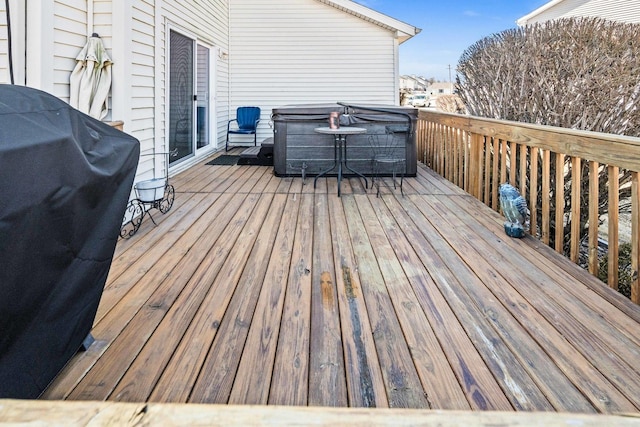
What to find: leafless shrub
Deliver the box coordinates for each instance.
[457,17,640,136]
[436,95,466,114]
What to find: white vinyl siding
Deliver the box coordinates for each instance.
[92,0,114,122]
[0,2,11,83]
[525,0,640,25]
[52,0,88,100]
[93,0,113,37]
[0,1,79,91]
[0,3,8,84]
[131,1,155,142]
[128,0,157,181]
[230,0,398,142]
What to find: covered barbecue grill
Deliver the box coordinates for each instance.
[0,85,139,398]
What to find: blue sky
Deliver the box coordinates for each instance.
[354,0,550,81]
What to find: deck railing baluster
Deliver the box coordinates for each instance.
[570,157,582,263]
[530,148,539,237]
[509,141,517,186]
[588,161,600,275]
[491,137,499,211]
[555,153,565,254]
[541,149,551,245]
[608,165,619,290]
[418,110,640,304]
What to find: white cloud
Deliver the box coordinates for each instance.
[463,10,481,17]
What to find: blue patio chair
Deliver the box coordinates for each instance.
[226,106,261,151]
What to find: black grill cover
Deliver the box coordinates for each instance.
[0,85,139,398]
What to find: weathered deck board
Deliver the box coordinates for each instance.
[380,195,520,411]
[224,194,300,405]
[343,195,431,409]
[117,192,275,403]
[73,193,260,401]
[410,194,627,412]
[268,193,314,406]
[41,158,640,415]
[329,193,388,407]
[309,193,348,407]
[147,193,267,403]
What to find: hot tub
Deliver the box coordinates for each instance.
[272,103,418,177]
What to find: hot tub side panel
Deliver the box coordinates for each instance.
[273,105,417,177]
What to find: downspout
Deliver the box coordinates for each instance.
[393,35,399,105]
[154,0,164,176]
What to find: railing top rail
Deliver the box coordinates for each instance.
[419,110,640,171]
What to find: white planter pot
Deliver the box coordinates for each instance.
[136,178,166,202]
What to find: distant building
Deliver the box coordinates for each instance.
[427,82,454,97]
[517,0,640,26]
[425,82,454,107]
[402,81,455,108]
[400,75,430,92]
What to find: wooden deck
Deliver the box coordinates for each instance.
[41,156,640,414]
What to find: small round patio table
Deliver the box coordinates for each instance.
[313,126,368,197]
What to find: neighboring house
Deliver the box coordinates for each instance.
[426,82,453,106]
[517,0,640,26]
[0,0,419,184]
[400,75,429,92]
[427,82,453,96]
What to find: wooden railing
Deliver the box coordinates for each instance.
[416,110,640,304]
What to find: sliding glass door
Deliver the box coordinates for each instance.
[168,30,194,164]
[168,29,213,165]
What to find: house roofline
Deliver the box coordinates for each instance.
[316,0,421,43]
[516,0,565,26]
